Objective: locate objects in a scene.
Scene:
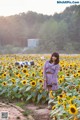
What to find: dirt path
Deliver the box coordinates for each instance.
[26,104,51,120]
[0,99,51,120]
[0,102,34,120]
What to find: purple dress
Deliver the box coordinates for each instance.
[43,60,60,91]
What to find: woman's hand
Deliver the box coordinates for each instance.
[52,82,57,85]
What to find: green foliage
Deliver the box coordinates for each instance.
[0,5,80,53]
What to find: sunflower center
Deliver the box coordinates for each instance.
[60,95,63,97]
[32,82,35,85]
[39,80,42,83]
[71,108,76,113]
[23,81,26,84]
[23,70,26,73]
[4,74,6,76]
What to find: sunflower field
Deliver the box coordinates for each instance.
[0,54,80,120]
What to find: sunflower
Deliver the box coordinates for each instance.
[59,78,64,84]
[32,72,35,77]
[15,72,19,76]
[17,66,21,69]
[2,72,7,78]
[40,70,43,75]
[39,90,42,93]
[61,75,65,79]
[59,94,64,98]
[30,80,36,87]
[69,104,78,115]
[74,74,77,77]
[18,74,22,78]
[38,79,43,83]
[12,81,16,85]
[24,65,28,68]
[17,73,21,78]
[49,90,54,99]
[11,78,16,83]
[25,73,29,77]
[66,73,70,76]
[15,72,18,75]
[78,70,80,73]
[2,81,7,86]
[52,105,56,110]
[62,91,66,97]
[22,69,27,74]
[21,80,27,85]
[57,96,63,105]
[78,73,80,77]
[3,73,6,76]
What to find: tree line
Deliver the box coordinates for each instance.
[0,5,80,53]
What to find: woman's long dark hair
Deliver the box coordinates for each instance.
[49,52,59,65]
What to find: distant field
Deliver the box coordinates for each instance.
[0,54,80,120]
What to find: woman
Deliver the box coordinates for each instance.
[43,52,60,109]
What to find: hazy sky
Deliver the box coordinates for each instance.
[0,0,79,16]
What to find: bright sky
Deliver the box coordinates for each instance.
[0,0,79,16]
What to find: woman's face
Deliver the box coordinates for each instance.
[52,56,57,61]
